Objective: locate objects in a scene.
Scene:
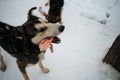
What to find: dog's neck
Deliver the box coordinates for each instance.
[16,26,40,51]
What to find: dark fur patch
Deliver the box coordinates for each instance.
[46,0,64,23]
[0,7,42,65]
[0,21,40,64]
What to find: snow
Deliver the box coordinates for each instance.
[0,0,120,80]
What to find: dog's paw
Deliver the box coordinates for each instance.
[0,63,7,72]
[0,55,7,72]
[42,67,50,73]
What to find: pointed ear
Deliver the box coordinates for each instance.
[28,7,38,20]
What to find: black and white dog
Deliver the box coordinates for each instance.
[0,7,65,80]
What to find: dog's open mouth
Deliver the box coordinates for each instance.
[39,36,61,53]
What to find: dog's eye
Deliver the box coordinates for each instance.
[40,28,45,32]
[39,26,47,32]
[40,26,48,32]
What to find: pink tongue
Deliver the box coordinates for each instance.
[39,37,54,53]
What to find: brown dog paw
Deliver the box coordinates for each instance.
[0,55,7,72]
[42,67,50,73]
[0,62,7,72]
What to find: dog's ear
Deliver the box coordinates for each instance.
[28,7,39,21]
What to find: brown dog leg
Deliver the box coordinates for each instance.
[38,60,49,73]
[0,54,6,72]
[17,60,29,80]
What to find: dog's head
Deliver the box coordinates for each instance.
[21,7,65,49]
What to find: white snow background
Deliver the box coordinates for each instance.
[0,0,120,80]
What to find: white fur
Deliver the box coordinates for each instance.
[38,53,45,61]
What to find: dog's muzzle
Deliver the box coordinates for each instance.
[39,25,65,53]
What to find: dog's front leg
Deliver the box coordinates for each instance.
[39,60,49,73]
[17,60,29,80]
[38,53,49,73]
[0,54,6,71]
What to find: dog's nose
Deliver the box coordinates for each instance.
[59,25,65,32]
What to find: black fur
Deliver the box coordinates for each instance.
[0,7,42,65]
[46,0,64,23]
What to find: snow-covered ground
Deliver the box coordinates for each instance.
[0,0,120,80]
